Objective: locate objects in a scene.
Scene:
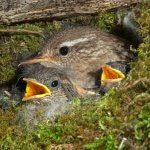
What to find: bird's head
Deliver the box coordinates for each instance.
[19,27,98,70]
[22,64,78,102]
[15,64,79,124]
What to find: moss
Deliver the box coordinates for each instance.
[137,2,150,42]
[0,21,62,85]
[91,11,117,32]
[0,32,41,84]
[83,134,118,150]
[32,123,63,144]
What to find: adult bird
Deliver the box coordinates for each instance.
[20,26,135,91]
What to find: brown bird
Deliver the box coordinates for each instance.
[14,64,79,124]
[20,26,135,90]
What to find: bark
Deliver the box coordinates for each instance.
[0,0,138,24]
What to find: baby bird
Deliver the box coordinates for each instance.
[14,64,78,125]
[20,26,135,90]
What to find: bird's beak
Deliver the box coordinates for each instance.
[19,54,57,66]
[22,78,51,101]
[101,65,125,85]
[74,84,96,96]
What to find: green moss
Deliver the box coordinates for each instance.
[0,33,41,84]
[0,21,62,84]
[137,2,150,42]
[83,134,118,150]
[32,123,63,144]
[91,11,117,32]
[134,103,150,141]
[0,113,63,150]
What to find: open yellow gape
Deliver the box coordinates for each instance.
[22,78,51,101]
[101,65,125,85]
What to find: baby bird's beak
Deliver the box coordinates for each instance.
[19,54,57,66]
[22,78,51,101]
[101,65,125,87]
[73,84,97,97]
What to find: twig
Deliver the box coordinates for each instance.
[4,90,11,97]
[123,77,149,90]
[118,137,138,150]
[0,29,43,37]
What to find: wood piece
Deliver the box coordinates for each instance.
[0,29,43,36]
[0,0,138,24]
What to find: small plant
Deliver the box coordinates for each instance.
[83,134,118,150]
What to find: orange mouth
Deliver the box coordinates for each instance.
[101,65,125,85]
[22,78,51,101]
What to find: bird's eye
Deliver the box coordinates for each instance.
[59,46,69,56]
[51,80,59,88]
